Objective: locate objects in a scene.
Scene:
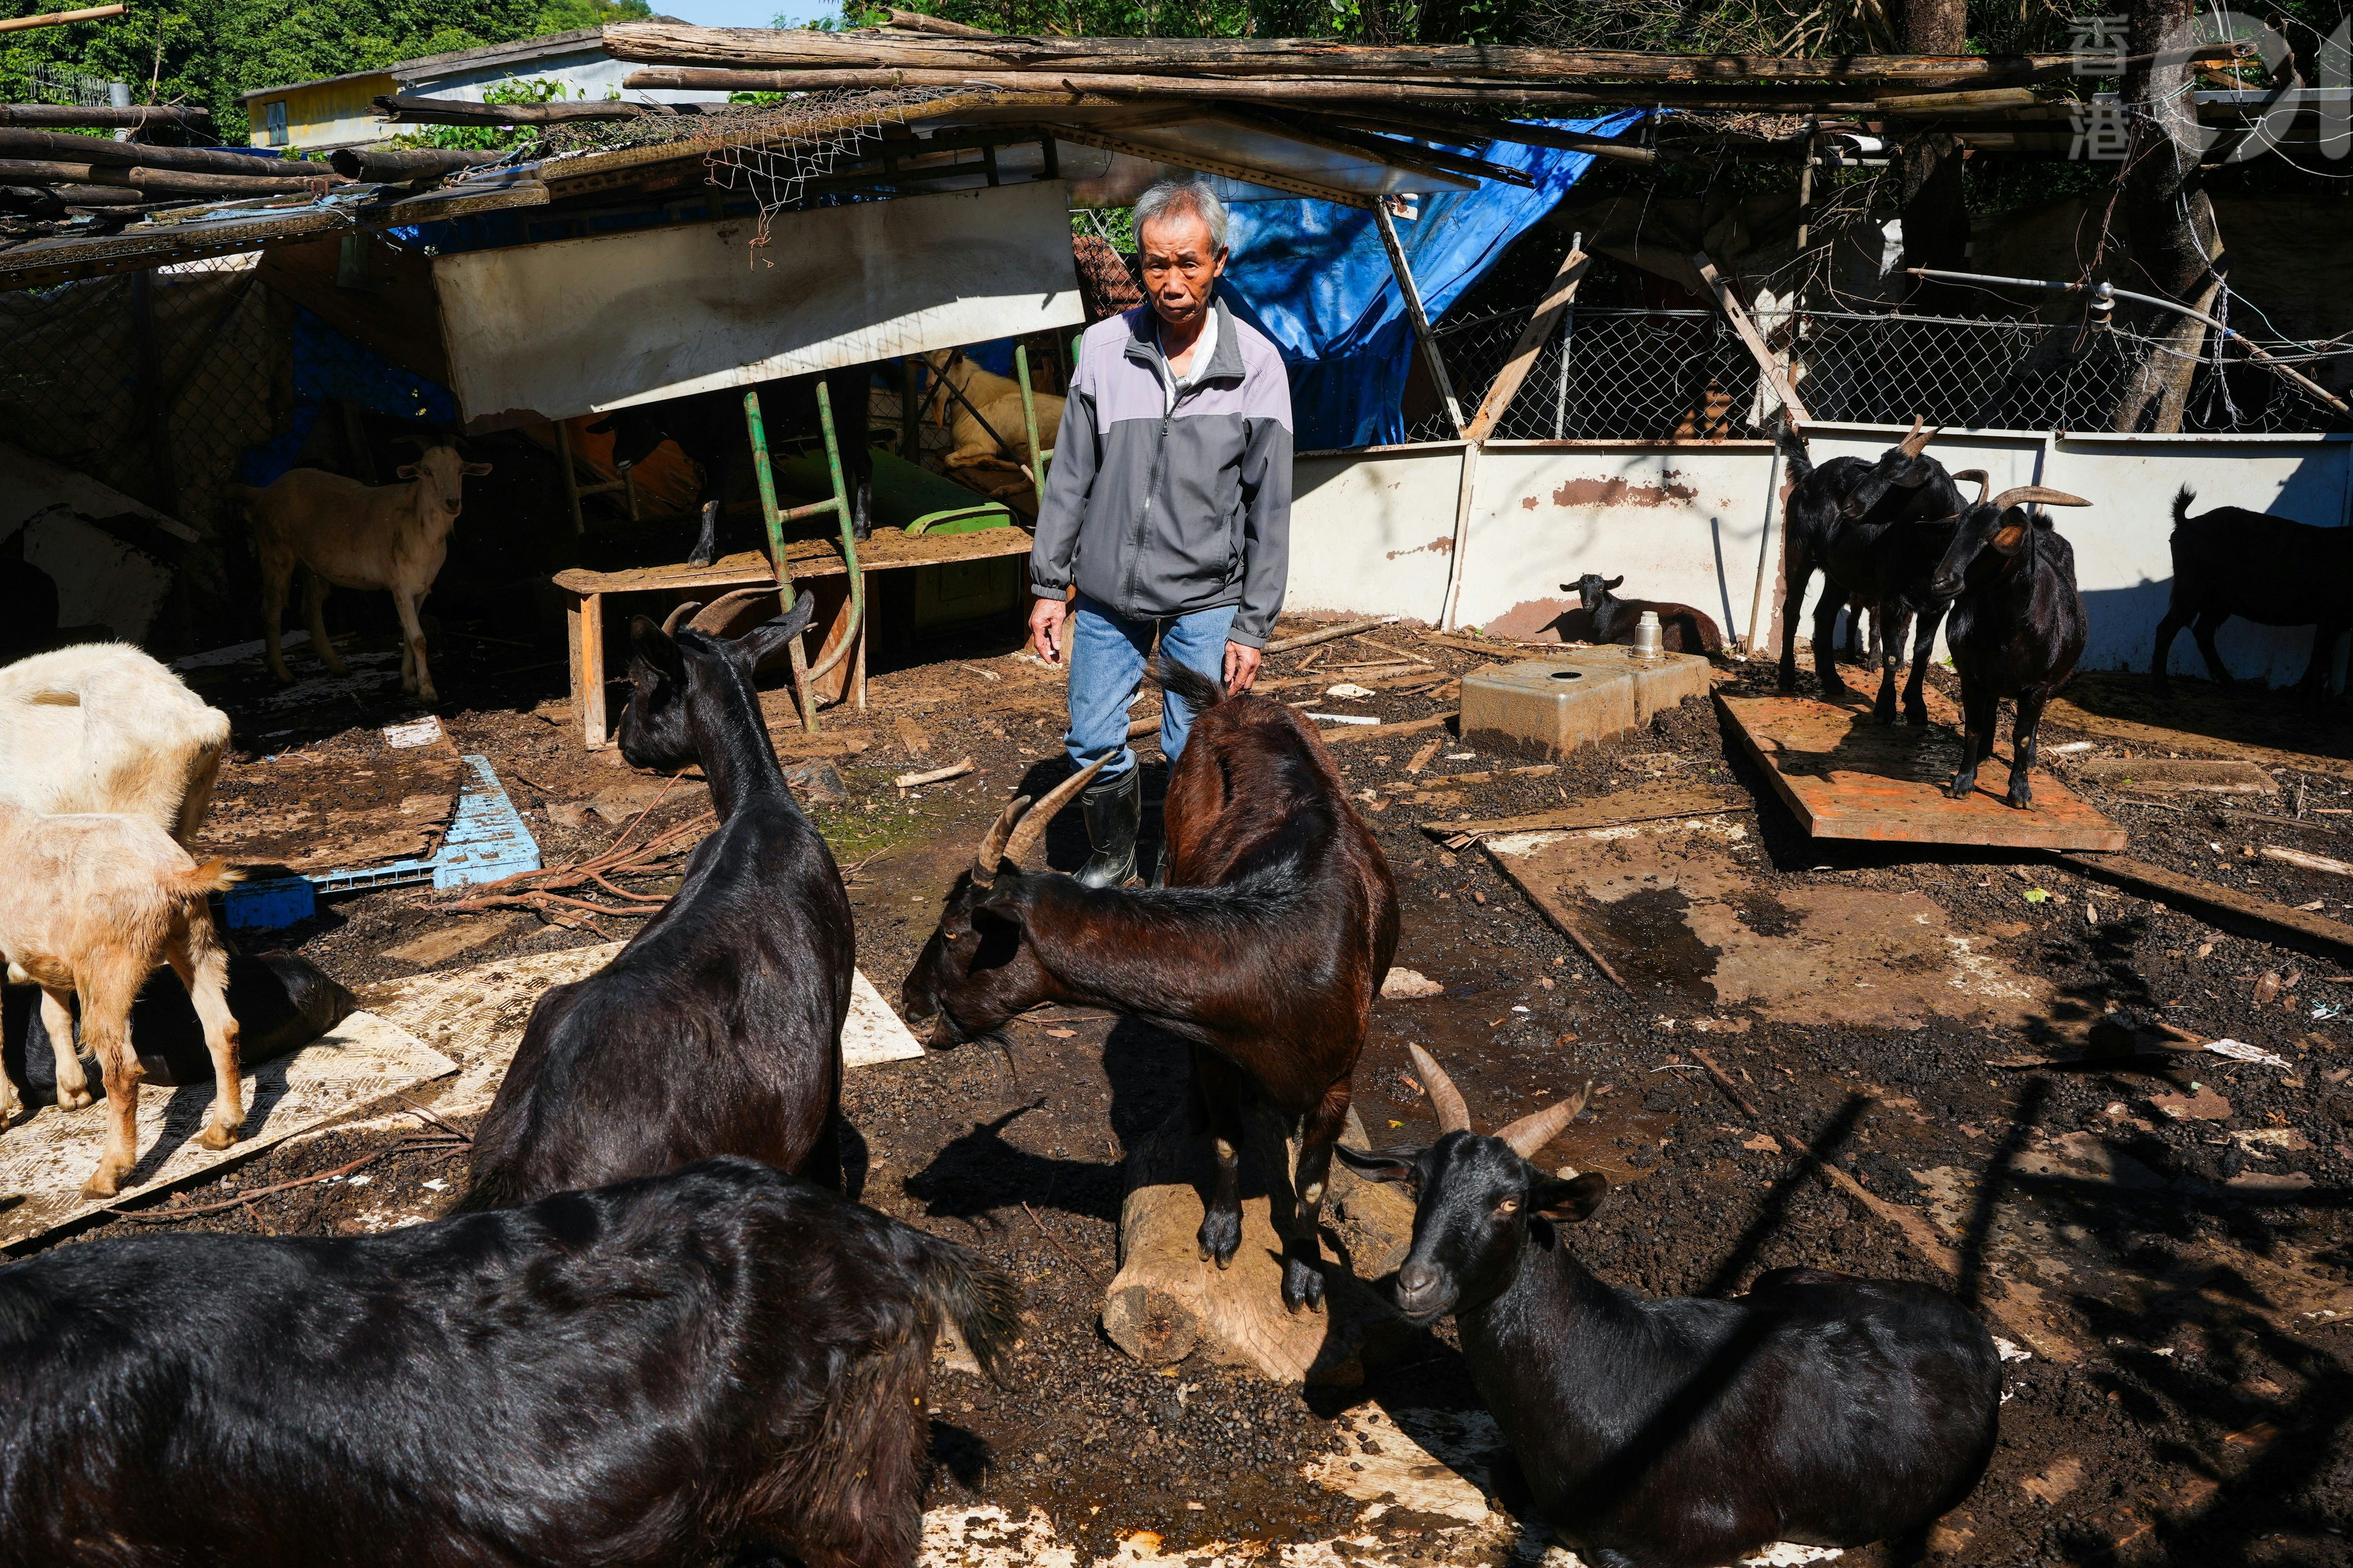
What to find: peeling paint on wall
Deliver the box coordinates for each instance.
[1384,535,1455,560]
[1484,597,1600,642]
[1548,473,1698,509]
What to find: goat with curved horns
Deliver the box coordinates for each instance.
[903,664,1399,1315]
[1339,1047,2001,1568]
[1928,483,2095,809]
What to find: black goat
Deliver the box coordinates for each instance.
[1928,484,2095,808]
[1819,465,1989,725]
[0,1156,1017,1568]
[1776,419,1978,720]
[902,663,1399,1315]
[459,588,855,1209]
[1564,573,1724,656]
[2151,485,2353,701]
[1339,1048,2000,1568]
[588,365,878,567]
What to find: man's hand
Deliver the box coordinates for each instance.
[1223,641,1261,696]
[1029,597,1066,664]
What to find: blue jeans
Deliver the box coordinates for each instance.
[1066,593,1237,782]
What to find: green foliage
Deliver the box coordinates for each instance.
[393,74,605,150]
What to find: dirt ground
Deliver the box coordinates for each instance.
[14,607,2353,1568]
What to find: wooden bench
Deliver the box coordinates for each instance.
[553,525,1036,750]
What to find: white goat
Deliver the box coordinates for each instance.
[0,643,232,844]
[0,804,243,1196]
[921,351,1064,475]
[229,444,490,706]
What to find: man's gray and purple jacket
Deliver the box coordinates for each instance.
[1030,298,1294,649]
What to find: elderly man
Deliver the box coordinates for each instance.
[1027,177,1295,886]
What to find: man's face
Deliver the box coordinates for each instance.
[1137,211,1226,331]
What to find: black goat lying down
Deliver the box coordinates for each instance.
[1340,1048,2000,1568]
[1563,573,1724,656]
[2151,485,2353,700]
[0,1157,1017,1568]
[1929,485,2095,809]
[459,589,855,1210]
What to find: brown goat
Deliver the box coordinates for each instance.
[0,806,243,1195]
[902,663,1398,1314]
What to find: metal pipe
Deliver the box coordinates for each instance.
[1903,266,2351,417]
[744,382,866,731]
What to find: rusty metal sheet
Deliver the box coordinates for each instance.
[1718,692,2127,852]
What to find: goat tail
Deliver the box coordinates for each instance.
[916,1235,1022,1385]
[1152,658,1225,714]
[2172,485,2197,531]
[175,858,243,896]
[1774,418,1814,485]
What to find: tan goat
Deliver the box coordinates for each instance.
[0,805,244,1196]
[920,351,1064,474]
[0,642,232,844]
[229,444,490,707]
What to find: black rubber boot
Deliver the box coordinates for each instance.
[1076,766,1141,888]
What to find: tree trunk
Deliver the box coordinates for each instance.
[2112,0,2226,432]
[1100,1102,1415,1387]
[1898,0,1970,301]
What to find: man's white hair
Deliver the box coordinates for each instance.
[1133,177,1229,253]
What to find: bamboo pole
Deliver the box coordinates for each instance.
[603,21,2245,85]
[0,3,125,32]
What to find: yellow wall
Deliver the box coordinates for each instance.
[245,72,398,151]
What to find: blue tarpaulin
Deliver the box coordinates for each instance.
[236,309,461,488]
[1216,112,1644,452]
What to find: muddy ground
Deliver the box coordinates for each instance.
[15,608,2353,1567]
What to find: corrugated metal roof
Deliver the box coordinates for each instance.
[237,27,611,103]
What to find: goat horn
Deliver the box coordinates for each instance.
[660,600,704,636]
[1989,486,2091,510]
[970,798,1026,890]
[1898,418,1941,458]
[1950,468,1991,506]
[1001,755,1109,873]
[1495,1081,1591,1160]
[1407,1044,1472,1137]
[687,586,775,635]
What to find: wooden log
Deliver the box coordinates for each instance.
[0,3,123,31]
[620,66,1900,112]
[371,92,677,126]
[0,102,208,128]
[2054,850,2353,965]
[0,126,329,178]
[603,22,2244,85]
[329,146,512,181]
[1694,247,1809,425]
[0,158,334,196]
[879,7,999,35]
[1101,1101,1415,1385]
[1262,615,1404,654]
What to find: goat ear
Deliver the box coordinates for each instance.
[971,879,1029,924]
[737,589,819,669]
[1529,1171,1608,1223]
[1605,575,1624,590]
[1334,1143,1423,1185]
[396,463,420,480]
[462,461,492,477]
[628,614,682,678]
[1991,509,2032,556]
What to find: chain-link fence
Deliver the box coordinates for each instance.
[1415,303,2344,443]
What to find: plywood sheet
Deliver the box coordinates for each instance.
[365,942,924,1122]
[1,1012,456,1249]
[194,725,463,872]
[434,181,1085,426]
[1718,692,2126,852]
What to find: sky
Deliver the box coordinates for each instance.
[657,0,840,26]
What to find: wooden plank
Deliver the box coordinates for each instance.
[578,592,608,750]
[1464,248,1590,444]
[1693,249,1809,426]
[550,526,1034,596]
[1323,714,1448,746]
[2043,687,2353,784]
[1375,203,1465,437]
[2054,851,2353,965]
[1719,692,2126,851]
[2070,756,2277,794]
[1422,782,1752,840]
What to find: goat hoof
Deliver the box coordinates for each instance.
[196,1124,238,1151]
[55,1085,93,1112]
[80,1171,122,1199]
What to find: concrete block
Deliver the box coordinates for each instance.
[1458,648,1710,761]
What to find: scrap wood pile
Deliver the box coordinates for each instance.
[438,783,714,935]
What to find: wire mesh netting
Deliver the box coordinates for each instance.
[1417,305,2341,443]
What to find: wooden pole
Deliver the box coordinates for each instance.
[1374,201,1465,437]
[0,3,124,32]
[601,21,2246,85]
[1464,247,1590,443]
[1693,249,1810,426]
[0,102,206,127]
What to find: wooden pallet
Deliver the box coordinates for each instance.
[1718,692,2126,852]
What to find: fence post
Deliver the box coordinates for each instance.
[1552,231,1581,440]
